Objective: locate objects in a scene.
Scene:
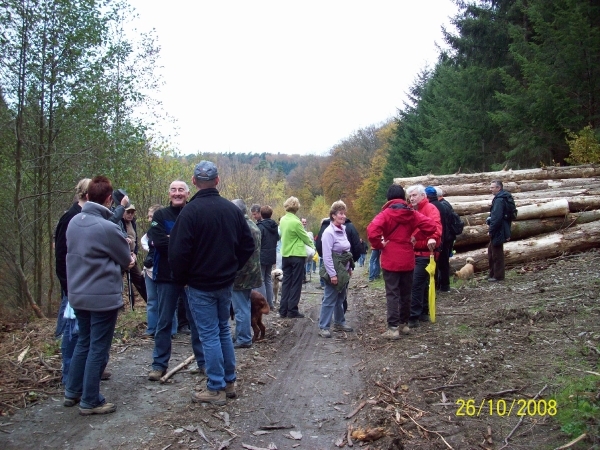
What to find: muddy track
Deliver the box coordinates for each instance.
[1,272,367,450]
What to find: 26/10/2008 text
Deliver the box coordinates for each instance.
[455,398,557,417]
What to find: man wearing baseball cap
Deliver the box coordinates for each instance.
[169,161,255,405]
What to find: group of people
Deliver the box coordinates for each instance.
[366,181,512,340]
[54,163,512,415]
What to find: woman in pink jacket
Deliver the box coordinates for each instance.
[367,184,438,340]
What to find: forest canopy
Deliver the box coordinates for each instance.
[0,0,598,317]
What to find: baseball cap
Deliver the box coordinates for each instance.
[194,160,218,181]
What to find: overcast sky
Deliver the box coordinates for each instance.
[128,0,459,156]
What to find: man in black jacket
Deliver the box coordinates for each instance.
[425,186,453,292]
[147,181,205,382]
[169,161,255,405]
[257,205,279,309]
[487,180,512,282]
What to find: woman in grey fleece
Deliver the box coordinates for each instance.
[63,176,134,416]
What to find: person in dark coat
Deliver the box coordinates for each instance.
[54,178,90,384]
[169,161,255,405]
[121,205,148,303]
[257,205,279,309]
[146,181,205,382]
[487,180,512,281]
[425,186,453,292]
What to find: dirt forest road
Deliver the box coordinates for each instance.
[1,271,366,450]
[2,254,599,449]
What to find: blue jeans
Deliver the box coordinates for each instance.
[145,274,177,336]
[57,291,79,384]
[152,283,204,371]
[410,256,430,320]
[186,285,236,392]
[65,308,118,409]
[231,289,252,345]
[358,254,366,267]
[369,250,381,280]
[318,283,347,330]
[257,264,274,309]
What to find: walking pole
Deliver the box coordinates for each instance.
[127,270,135,310]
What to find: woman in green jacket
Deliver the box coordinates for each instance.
[278,196,315,318]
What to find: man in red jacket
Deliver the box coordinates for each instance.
[406,185,442,328]
[367,184,438,340]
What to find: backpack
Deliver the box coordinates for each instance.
[447,210,464,238]
[438,199,463,241]
[315,221,328,258]
[504,193,518,222]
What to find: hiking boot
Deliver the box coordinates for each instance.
[318,329,332,338]
[148,369,166,381]
[381,327,400,340]
[79,402,117,416]
[399,323,410,335]
[419,315,430,323]
[191,389,226,406]
[177,325,191,335]
[63,397,80,407]
[225,382,237,399]
[100,370,112,380]
[233,342,253,349]
[287,312,305,318]
[190,367,206,376]
[408,320,420,328]
[333,323,354,332]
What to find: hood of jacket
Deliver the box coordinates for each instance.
[259,217,279,234]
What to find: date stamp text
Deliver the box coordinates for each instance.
[455,398,557,417]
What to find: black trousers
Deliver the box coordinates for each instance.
[279,256,305,317]
[436,241,452,291]
[488,241,505,280]
[383,269,413,327]
[128,264,148,302]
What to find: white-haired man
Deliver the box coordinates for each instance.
[406,184,442,327]
[147,181,205,382]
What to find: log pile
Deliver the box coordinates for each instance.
[393,164,600,273]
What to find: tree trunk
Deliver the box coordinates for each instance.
[454,210,600,248]
[515,199,570,220]
[450,221,600,273]
[394,164,600,187]
[460,196,600,224]
[447,185,600,204]
[441,178,600,196]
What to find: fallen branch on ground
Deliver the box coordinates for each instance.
[160,355,195,383]
[499,384,547,449]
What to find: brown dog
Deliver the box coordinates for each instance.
[271,268,283,303]
[455,257,476,280]
[250,290,270,342]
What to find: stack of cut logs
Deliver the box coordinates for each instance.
[394,164,600,274]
